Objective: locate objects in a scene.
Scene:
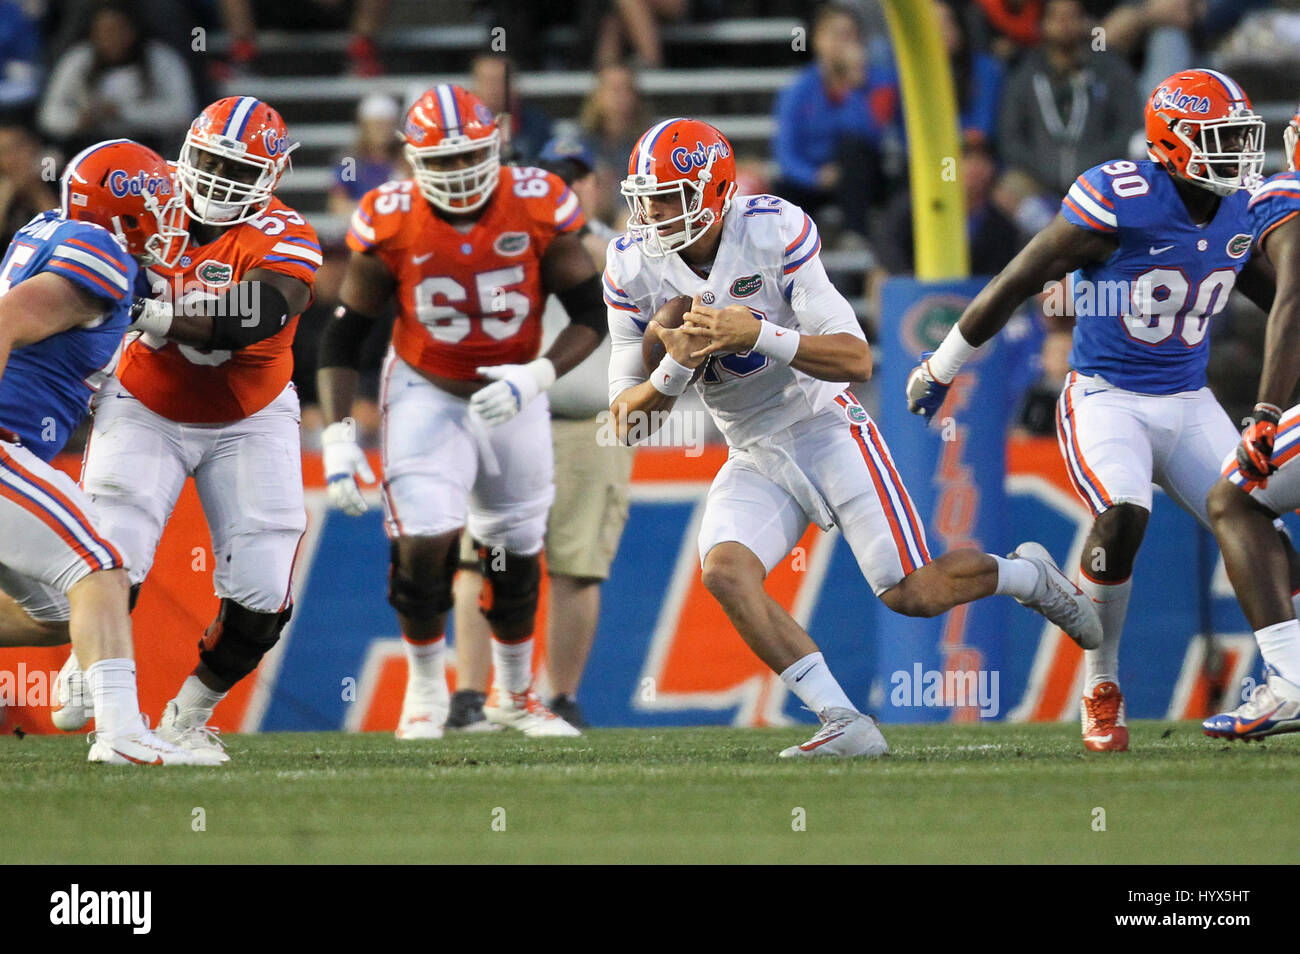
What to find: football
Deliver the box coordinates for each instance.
[642,294,707,381]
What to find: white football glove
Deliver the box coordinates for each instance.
[321,418,375,515]
[469,358,556,427]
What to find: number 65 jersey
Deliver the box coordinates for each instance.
[1060,158,1253,395]
[115,197,320,423]
[345,168,584,379]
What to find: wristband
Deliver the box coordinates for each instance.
[753,321,800,365]
[927,324,978,384]
[650,353,695,396]
[129,297,173,337]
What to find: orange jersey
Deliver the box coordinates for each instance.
[346,168,585,379]
[117,198,319,423]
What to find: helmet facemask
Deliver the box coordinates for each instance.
[621,153,733,258]
[406,132,501,214]
[1167,111,1265,196]
[176,133,291,225]
[130,191,190,269]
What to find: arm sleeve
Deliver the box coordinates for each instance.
[607,307,650,405]
[1060,166,1119,235]
[777,204,861,338]
[41,225,136,304]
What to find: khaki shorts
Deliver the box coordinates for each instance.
[457,416,635,579]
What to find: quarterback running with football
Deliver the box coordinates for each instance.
[0,139,222,764]
[905,69,1298,751]
[318,85,607,739]
[607,118,1101,759]
[55,98,318,761]
[1204,102,1300,741]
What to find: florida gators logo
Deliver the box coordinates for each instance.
[1226,233,1252,258]
[1151,86,1211,114]
[197,260,234,286]
[493,231,529,256]
[730,274,762,298]
[263,129,290,156]
[107,170,172,198]
[670,139,731,174]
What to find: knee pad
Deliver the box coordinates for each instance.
[197,599,283,686]
[387,538,457,619]
[477,547,540,626]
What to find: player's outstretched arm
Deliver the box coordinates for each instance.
[316,249,393,515]
[906,214,1116,420]
[131,269,309,351]
[0,272,107,384]
[1254,217,1300,413]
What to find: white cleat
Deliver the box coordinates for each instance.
[780,707,889,758]
[157,700,230,763]
[485,686,582,737]
[1009,542,1103,650]
[51,651,92,732]
[88,725,225,766]
[396,678,449,740]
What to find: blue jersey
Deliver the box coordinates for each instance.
[0,211,136,460]
[1249,170,1300,251]
[1060,159,1254,395]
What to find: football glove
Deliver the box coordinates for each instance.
[322,418,375,515]
[1237,403,1282,484]
[469,359,556,427]
[905,351,951,423]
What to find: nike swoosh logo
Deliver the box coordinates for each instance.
[794,664,816,681]
[1234,712,1274,734]
[412,252,434,265]
[800,731,846,750]
[1149,245,1174,255]
[114,748,163,765]
[774,330,786,337]
[1085,733,1112,743]
[1083,389,1106,397]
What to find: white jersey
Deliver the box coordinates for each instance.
[605,195,863,448]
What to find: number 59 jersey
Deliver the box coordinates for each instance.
[1060,158,1254,395]
[345,167,585,380]
[116,197,320,423]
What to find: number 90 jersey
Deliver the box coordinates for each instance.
[116,197,320,423]
[346,168,585,379]
[1060,158,1254,395]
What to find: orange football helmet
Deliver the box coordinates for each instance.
[621,118,737,257]
[60,138,189,268]
[176,96,297,225]
[403,84,501,214]
[1145,69,1263,196]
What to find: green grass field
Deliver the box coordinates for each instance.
[3,720,1297,864]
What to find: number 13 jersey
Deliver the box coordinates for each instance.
[345,168,585,380]
[1060,158,1254,395]
[116,197,320,423]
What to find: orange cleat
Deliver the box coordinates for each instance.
[1081,681,1129,751]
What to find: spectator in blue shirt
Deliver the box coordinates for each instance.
[771,2,900,240]
[0,0,38,124]
[934,0,1006,148]
[328,93,409,217]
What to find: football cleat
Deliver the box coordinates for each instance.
[50,651,92,732]
[396,677,450,740]
[548,693,589,730]
[485,686,582,737]
[444,689,502,733]
[779,707,889,758]
[1203,667,1300,741]
[1009,542,1103,650]
[1081,681,1129,752]
[88,725,225,766]
[157,700,230,763]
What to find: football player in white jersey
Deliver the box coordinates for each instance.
[606,119,1102,758]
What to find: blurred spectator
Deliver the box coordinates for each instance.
[771,2,899,242]
[0,0,39,124]
[934,0,1006,147]
[974,0,1043,60]
[872,135,1023,283]
[0,124,57,247]
[328,93,407,217]
[1099,0,1209,94]
[1013,327,1073,437]
[470,53,551,164]
[216,0,389,79]
[594,0,689,68]
[38,1,197,155]
[578,63,649,225]
[995,0,1139,234]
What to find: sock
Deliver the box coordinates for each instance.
[174,675,227,726]
[491,638,533,694]
[403,634,446,686]
[779,652,854,714]
[993,554,1041,600]
[1255,619,1300,687]
[1079,575,1133,692]
[86,658,144,739]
